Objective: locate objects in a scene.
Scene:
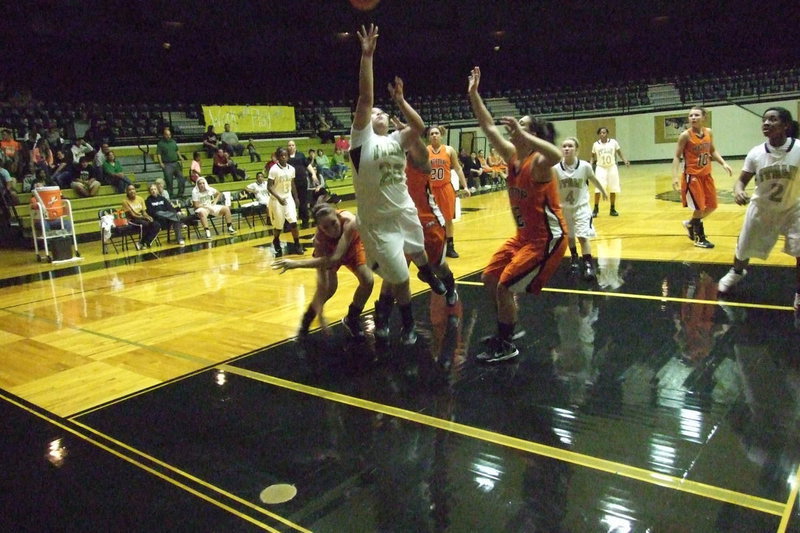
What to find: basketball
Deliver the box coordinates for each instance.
[349,0,380,11]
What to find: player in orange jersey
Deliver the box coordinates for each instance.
[273,203,374,341]
[467,66,567,363]
[671,106,732,249]
[427,125,469,258]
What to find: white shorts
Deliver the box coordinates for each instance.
[358,207,425,284]
[268,195,297,229]
[198,204,226,217]
[595,165,620,194]
[735,201,800,260]
[563,205,596,239]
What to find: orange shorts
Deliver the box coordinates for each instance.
[422,219,446,267]
[313,235,367,273]
[681,173,717,211]
[432,184,456,221]
[483,233,567,294]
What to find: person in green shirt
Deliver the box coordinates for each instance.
[331,147,349,179]
[156,126,186,197]
[102,151,135,193]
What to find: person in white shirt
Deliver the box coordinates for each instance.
[717,106,800,321]
[268,147,303,256]
[245,171,270,206]
[590,127,629,217]
[191,177,236,239]
[554,137,607,281]
[350,24,446,346]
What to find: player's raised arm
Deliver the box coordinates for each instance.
[467,67,515,163]
[353,24,379,132]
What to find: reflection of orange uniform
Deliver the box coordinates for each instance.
[427,145,456,221]
[312,210,366,272]
[681,127,717,210]
[679,274,718,362]
[406,159,446,266]
[484,152,567,293]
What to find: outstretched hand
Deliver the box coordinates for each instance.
[468,67,481,94]
[272,258,296,273]
[387,76,404,102]
[357,24,379,56]
[390,116,407,131]
[499,116,525,144]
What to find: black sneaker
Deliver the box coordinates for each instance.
[592,206,599,217]
[694,238,715,249]
[417,269,447,295]
[476,336,519,363]
[446,246,459,258]
[569,258,580,275]
[609,208,619,216]
[273,243,283,257]
[293,243,305,255]
[400,325,418,345]
[445,285,458,307]
[582,260,596,282]
[341,315,366,340]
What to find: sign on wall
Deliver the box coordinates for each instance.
[201,105,296,133]
[654,111,713,144]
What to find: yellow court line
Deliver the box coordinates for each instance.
[220,364,787,517]
[71,420,312,533]
[0,393,280,532]
[778,464,800,532]
[456,281,794,311]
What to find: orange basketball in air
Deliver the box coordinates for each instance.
[350,0,380,11]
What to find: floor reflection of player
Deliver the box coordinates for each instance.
[428,291,464,374]
[673,272,729,364]
[551,295,599,404]
[716,318,800,530]
[595,237,628,291]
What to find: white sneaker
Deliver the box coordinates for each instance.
[718,268,746,293]
[204,228,212,239]
[228,225,236,234]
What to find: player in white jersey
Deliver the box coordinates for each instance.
[556,137,607,281]
[718,107,800,320]
[268,147,303,257]
[350,24,446,346]
[591,127,629,217]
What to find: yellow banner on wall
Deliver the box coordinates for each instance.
[201,105,296,133]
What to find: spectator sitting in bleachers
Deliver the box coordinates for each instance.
[49,149,71,185]
[476,150,493,190]
[189,151,203,184]
[334,134,350,157]
[69,156,101,197]
[122,184,160,249]
[154,177,170,200]
[45,126,65,152]
[314,114,334,144]
[314,148,335,181]
[32,138,53,176]
[1,163,19,206]
[103,150,135,193]
[220,123,244,156]
[145,183,184,246]
[202,125,219,158]
[330,147,349,179]
[93,143,110,182]
[246,139,261,162]
[243,171,270,207]
[69,137,93,166]
[1,129,21,175]
[191,177,236,239]
[463,151,488,193]
[212,148,243,182]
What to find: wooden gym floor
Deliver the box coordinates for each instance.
[1,162,798,531]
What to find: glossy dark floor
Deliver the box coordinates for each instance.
[3,259,799,532]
